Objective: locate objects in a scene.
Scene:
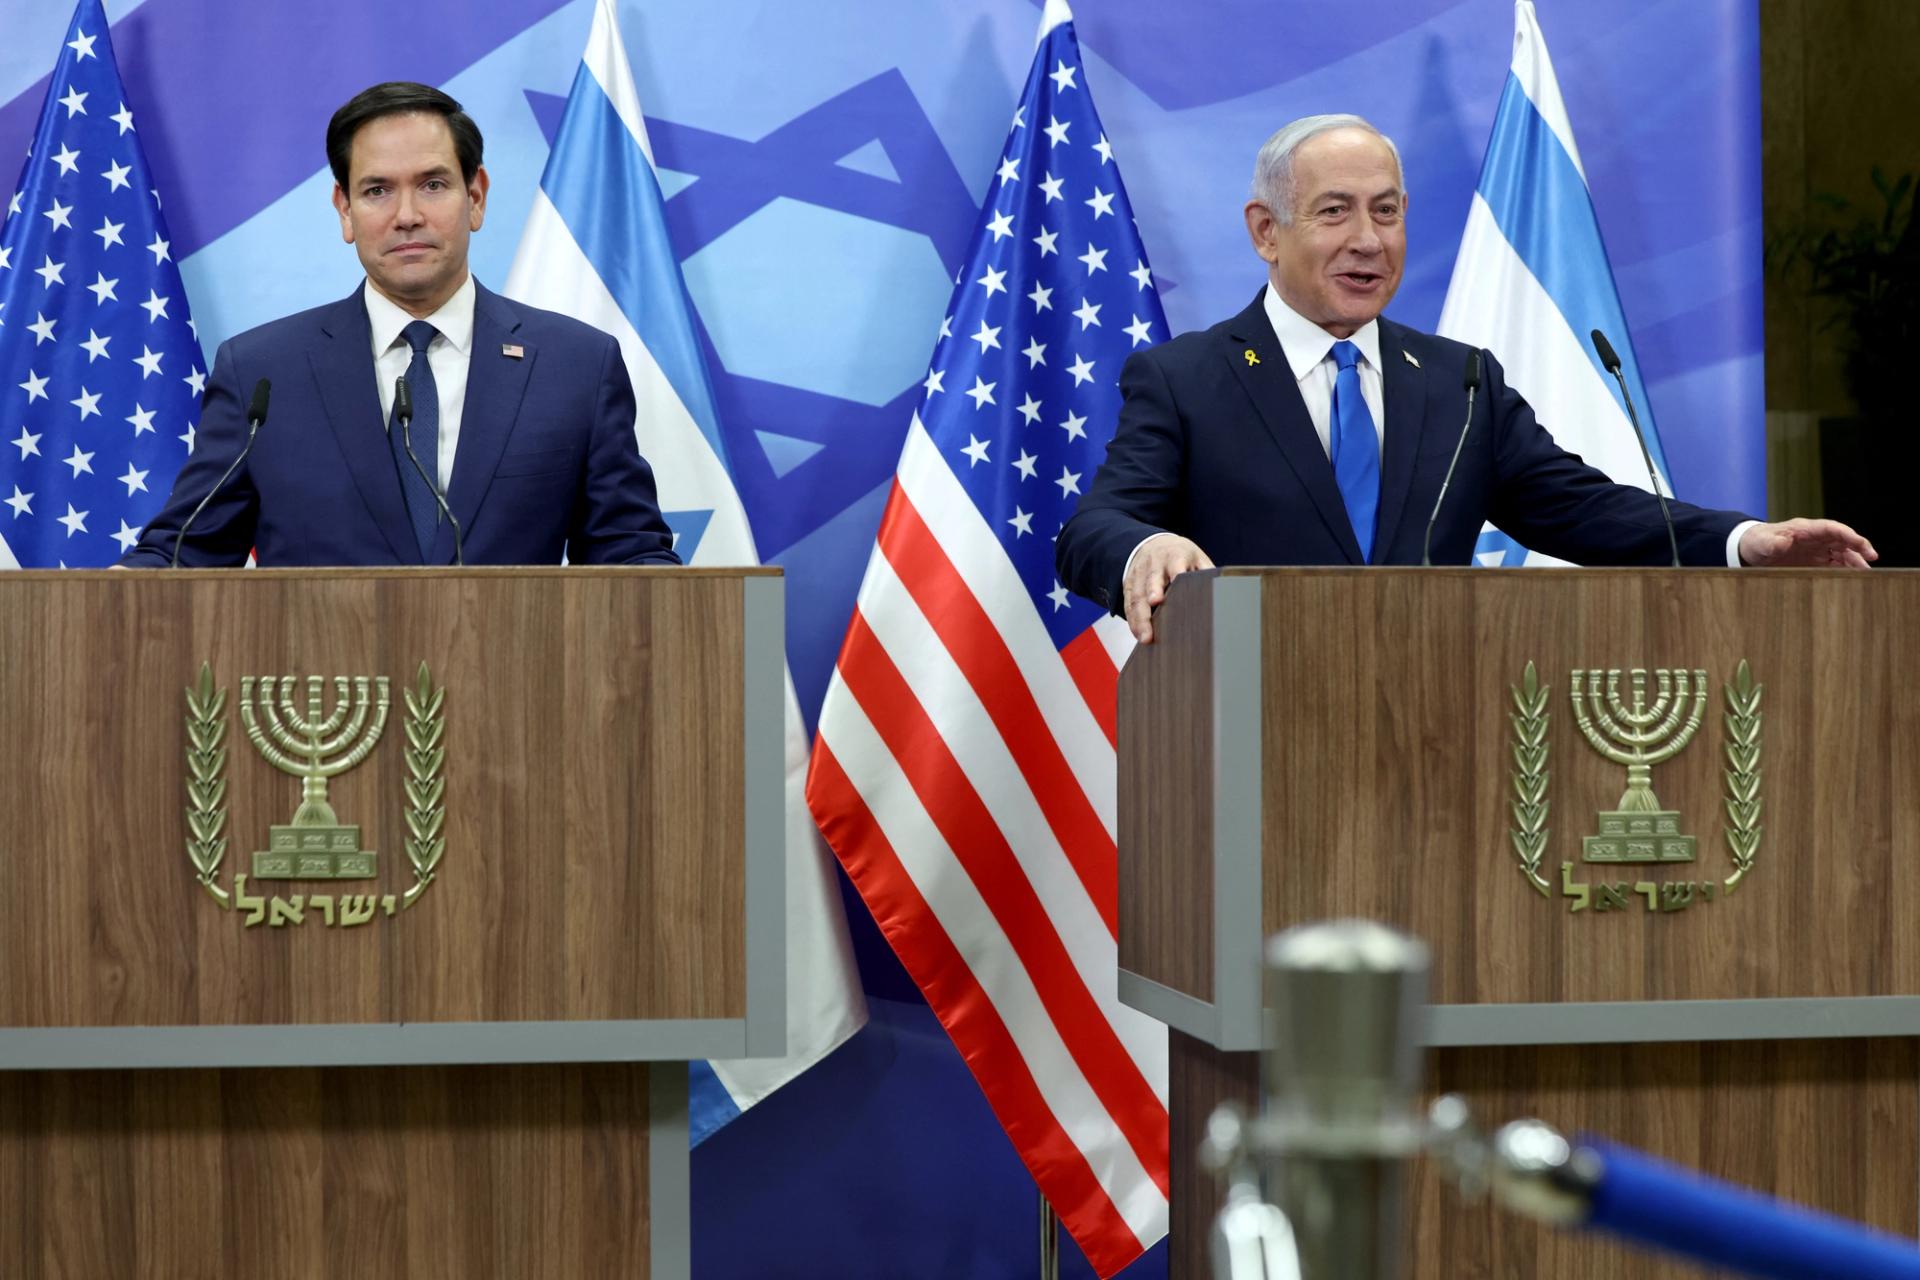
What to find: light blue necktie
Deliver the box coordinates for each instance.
[388,319,440,560]
[1329,339,1380,563]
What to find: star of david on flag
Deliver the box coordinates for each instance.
[505,0,865,1143]
[1438,0,1673,568]
[807,0,1171,1271]
[0,0,201,569]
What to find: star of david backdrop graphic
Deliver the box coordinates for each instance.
[0,1,1764,1274]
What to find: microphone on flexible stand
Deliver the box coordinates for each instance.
[1589,329,1680,568]
[1422,350,1482,566]
[394,375,465,566]
[171,378,270,569]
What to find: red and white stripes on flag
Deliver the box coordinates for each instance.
[808,5,1171,1267]
[809,424,1167,1274]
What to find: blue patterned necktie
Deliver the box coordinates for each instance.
[388,319,440,559]
[1329,339,1380,563]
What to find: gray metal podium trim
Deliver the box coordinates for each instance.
[0,1018,754,1070]
[1208,577,1267,1052]
[1113,988,1920,1052]
[1425,996,1920,1046]
[650,1061,691,1280]
[741,574,789,1060]
[1119,970,1226,1043]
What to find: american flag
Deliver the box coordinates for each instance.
[805,1,1170,1272]
[0,0,199,570]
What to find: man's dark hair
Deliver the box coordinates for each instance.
[326,81,484,191]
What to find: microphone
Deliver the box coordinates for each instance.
[394,375,465,566]
[1422,350,1482,566]
[171,378,270,568]
[1590,329,1680,568]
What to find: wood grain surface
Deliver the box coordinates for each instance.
[0,568,764,1028]
[1168,1030,1252,1280]
[0,1063,654,1278]
[1413,1038,1919,1280]
[1120,567,1920,1007]
[1116,568,1216,1001]
[1167,1033,1918,1280]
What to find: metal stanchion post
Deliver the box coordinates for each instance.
[1039,1192,1060,1280]
[1203,919,1432,1280]
[1201,918,1920,1280]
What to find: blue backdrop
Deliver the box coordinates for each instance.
[0,2,1763,1274]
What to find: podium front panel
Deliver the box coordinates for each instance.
[1119,568,1920,1050]
[0,567,786,1068]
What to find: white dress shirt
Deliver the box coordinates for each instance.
[1261,283,1386,460]
[1122,283,1751,576]
[367,272,474,491]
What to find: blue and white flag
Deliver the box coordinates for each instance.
[504,0,864,1143]
[0,0,200,569]
[1437,0,1671,567]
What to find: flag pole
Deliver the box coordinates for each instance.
[1039,1192,1060,1280]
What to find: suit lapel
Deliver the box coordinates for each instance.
[438,283,535,563]
[310,287,417,564]
[1223,292,1363,564]
[1372,318,1430,557]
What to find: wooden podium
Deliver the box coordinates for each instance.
[0,567,787,1279]
[1118,567,1920,1278]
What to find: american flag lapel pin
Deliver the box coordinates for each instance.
[502,343,525,359]
[1402,349,1420,368]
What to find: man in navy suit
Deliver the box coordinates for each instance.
[1055,115,1871,642]
[121,82,679,568]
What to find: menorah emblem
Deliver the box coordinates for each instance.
[1568,667,1707,863]
[239,674,392,880]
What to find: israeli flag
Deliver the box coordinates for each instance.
[505,0,865,1141]
[1437,0,1672,567]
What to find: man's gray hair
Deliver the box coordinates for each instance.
[1250,114,1405,224]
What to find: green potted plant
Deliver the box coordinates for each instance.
[1771,167,1918,562]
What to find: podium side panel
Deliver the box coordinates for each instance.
[1118,572,1217,1004]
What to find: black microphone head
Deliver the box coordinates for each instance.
[1463,350,1482,392]
[246,378,271,423]
[1590,328,1622,373]
[394,375,412,423]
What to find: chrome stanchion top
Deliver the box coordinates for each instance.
[1207,920,1431,1280]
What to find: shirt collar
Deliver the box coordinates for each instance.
[1262,282,1382,381]
[365,272,477,357]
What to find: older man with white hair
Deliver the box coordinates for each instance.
[1055,115,1873,642]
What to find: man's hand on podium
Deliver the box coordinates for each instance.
[1126,533,1215,644]
[1737,518,1877,568]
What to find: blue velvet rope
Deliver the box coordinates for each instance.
[1583,1138,1920,1279]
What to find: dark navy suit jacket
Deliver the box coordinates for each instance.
[121,281,680,567]
[1056,292,1749,613]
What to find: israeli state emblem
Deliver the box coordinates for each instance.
[1507,660,1763,914]
[182,661,446,928]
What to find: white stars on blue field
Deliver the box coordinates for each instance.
[911,21,1168,644]
[0,0,200,565]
